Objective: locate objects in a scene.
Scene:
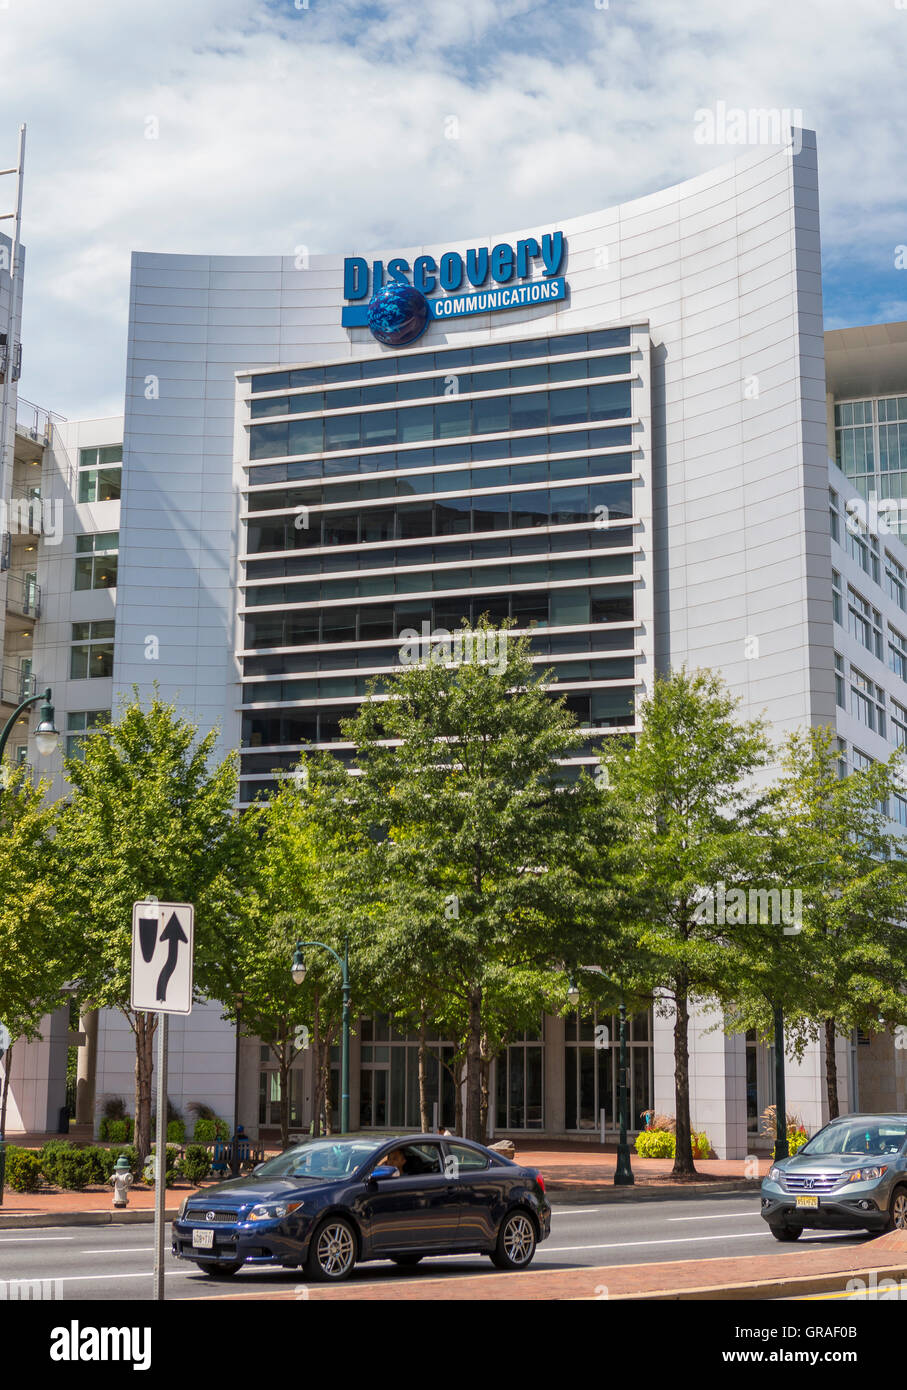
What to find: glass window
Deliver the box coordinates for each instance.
[66,709,111,760]
[70,621,115,679]
[74,533,119,591]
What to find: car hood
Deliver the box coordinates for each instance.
[187,1175,332,1206]
[777,1153,888,1172]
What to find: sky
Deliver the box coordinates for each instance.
[0,0,905,419]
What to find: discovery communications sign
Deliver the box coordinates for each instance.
[342,232,568,346]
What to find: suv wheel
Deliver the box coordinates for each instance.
[887,1185,907,1232]
[490,1209,537,1270]
[769,1223,803,1241]
[305,1217,357,1282]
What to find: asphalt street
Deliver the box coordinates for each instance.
[0,1192,877,1302]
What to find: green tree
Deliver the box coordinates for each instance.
[598,669,773,1176]
[341,621,584,1143]
[767,727,907,1118]
[57,694,243,1164]
[0,763,73,1138]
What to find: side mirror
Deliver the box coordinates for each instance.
[252,1163,265,1175]
[370,1164,397,1181]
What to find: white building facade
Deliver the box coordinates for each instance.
[6,128,907,1152]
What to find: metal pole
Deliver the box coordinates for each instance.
[773,1005,789,1161]
[153,1015,168,1301]
[231,997,242,1179]
[614,999,634,1185]
[340,937,350,1135]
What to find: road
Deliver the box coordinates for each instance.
[0,1192,877,1301]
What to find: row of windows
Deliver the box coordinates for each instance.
[242,626,636,677]
[246,454,634,512]
[247,483,633,553]
[243,554,634,609]
[246,429,634,483]
[245,526,635,581]
[242,666,637,708]
[243,587,634,650]
[248,381,632,460]
[250,356,631,418]
[835,398,907,481]
[249,330,631,393]
[77,447,123,505]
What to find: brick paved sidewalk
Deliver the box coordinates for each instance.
[193,1232,907,1302]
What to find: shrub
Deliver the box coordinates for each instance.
[692,1131,712,1159]
[107,1145,140,1179]
[167,1119,186,1144]
[635,1130,675,1159]
[102,1095,129,1121]
[5,1148,44,1192]
[646,1113,676,1133]
[179,1144,211,1185]
[143,1146,180,1187]
[105,1119,133,1144]
[193,1115,229,1142]
[788,1127,809,1154]
[39,1140,74,1188]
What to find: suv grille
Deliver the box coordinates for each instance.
[185,1208,240,1223]
[783,1173,840,1193]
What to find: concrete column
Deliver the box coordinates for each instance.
[75,1008,98,1127]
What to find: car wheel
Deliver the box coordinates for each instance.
[200,1261,243,1277]
[886,1185,907,1232]
[768,1224,803,1242]
[305,1217,358,1282]
[391,1254,424,1266]
[490,1209,537,1270]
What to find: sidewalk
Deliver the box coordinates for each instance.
[0,1142,770,1228]
[194,1232,907,1302]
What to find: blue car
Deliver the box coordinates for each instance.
[172,1133,551,1282]
[760,1113,907,1240]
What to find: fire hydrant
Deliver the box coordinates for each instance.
[110,1155,134,1208]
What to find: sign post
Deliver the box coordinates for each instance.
[131,899,194,1302]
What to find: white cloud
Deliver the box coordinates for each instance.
[0,0,904,415]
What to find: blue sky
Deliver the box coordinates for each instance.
[0,0,905,418]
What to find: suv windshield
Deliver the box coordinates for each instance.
[254,1140,382,1180]
[800,1121,907,1158]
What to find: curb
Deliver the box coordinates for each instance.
[0,1208,179,1230]
[548,1181,761,1205]
[606,1261,907,1301]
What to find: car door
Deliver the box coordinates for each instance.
[442,1140,505,1247]
[363,1141,463,1254]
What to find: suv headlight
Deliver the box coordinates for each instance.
[247,1201,305,1222]
[768,1167,784,1183]
[843,1166,888,1184]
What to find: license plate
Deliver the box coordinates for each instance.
[796,1194,819,1209]
[192,1229,215,1249]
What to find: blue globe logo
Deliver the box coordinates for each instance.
[367,281,430,346]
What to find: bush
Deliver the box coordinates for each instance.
[788,1127,809,1154]
[5,1148,44,1192]
[107,1145,140,1179]
[635,1130,675,1159]
[143,1146,180,1187]
[179,1144,211,1185]
[105,1118,133,1144]
[193,1115,229,1143]
[692,1131,712,1159]
[645,1113,676,1133]
[167,1119,186,1144]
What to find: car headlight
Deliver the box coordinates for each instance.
[768,1167,783,1183]
[177,1198,189,1221]
[844,1166,888,1184]
[247,1201,305,1222]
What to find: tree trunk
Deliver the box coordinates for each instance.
[824,1018,840,1121]
[0,1037,14,1139]
[279,1045,290,1151]
[672,987,696,1177]
[479,1030,491,1140]
[134,1012,156,1168]
[454,1059,464,1136]
[418,1003,431,1131]
[464,986,483,1142]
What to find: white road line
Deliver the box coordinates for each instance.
[666,1212,760,1222]
[78,1247,154,1255]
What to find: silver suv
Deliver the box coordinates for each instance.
[760,1113,907,1240]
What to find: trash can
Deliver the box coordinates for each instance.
[58,1107,70,1134]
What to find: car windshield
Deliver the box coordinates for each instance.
[800,1121,907,1158]
[253,1140,383,1180]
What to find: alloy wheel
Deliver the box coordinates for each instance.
[503,1212,535,1265]
[892,1190,907,1230]
[316,1222,355,1278]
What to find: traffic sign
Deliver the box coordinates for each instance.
[130,900,194,1014]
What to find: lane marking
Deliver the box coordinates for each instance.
[0,1235,76,1243]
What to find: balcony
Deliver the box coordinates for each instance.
[15,396,64,449]
[5,572,41,619]
[0,663,37,707]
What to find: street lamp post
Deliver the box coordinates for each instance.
[0,687,59,1207]
[291,937,350,1135]
[230,993,243,1179]
[773,1004,790,1161]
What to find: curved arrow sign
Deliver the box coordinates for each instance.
[131,902,194,1015]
